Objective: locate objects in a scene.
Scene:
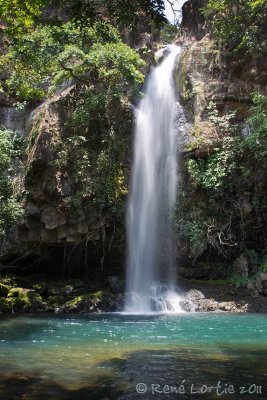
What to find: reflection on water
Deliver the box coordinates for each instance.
[0,313,267,399]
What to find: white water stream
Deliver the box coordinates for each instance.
[125,45,184,313]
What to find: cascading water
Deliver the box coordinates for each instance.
[125,45,184,313]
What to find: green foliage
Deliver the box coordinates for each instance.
[0,128,24,239]
[63,87,131,216]
[0,0,167,38]
[186,103,238,193]
[228,274,250,287]
[69,0,167,29]
[245,93,267,158]
[2,21,145,101]
[0,15,145,228]
[187,96,267,194]
[160,24,178,44]
[202,0,267,53]
[187,137,238,192]
[206,101,236,134]
[0,0,48,35]
[105,0,166,27]
[178,217,207,257]
[180,94,267,260]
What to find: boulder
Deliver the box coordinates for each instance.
[41,207,67,230]
[155,46,169,63]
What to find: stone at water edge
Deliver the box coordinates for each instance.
[154,46,169,63]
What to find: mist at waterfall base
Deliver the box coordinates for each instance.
[125,46,184,314]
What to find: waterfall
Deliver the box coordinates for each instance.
[125,45,184,313]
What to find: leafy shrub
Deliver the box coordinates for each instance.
[202,0,267,53]
[245,93,267,158]
[186,137,238,192]
[2,21,145,100]
[0,128,24,239]
[179,94,267,260]
[160,24,178,44]
[0,0,48,35]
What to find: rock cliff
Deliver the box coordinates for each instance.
[0,0,266,293]
[174,0,267,283]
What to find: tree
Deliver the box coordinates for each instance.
[1,21,145,101]
[202,0,267,53]
[0,0,48,35]
[0,128,23,238]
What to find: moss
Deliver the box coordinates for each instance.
[6,287,43,311]
[32,282,48,294]
[64,290,111,311]
[89,290,105,301]
[177,50,190,95]
[8,287,32,304]
[65,295,84,308]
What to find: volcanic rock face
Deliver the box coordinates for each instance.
[176,37,267,152]
[0,0,266,289]
[13,86,103,248]
[173,0,267,279]
[0,81,130,276]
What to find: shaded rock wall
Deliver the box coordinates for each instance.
[1,82,131,278]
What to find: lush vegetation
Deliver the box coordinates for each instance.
[202,0,267,53]
[178,94,267,261]
[186,94,267,194]
[0,10,147,217]
[0,0,48,35]
[0,0,167,36]
[0,128,24,239]
[0,0,266,289]
[1,21,144,101]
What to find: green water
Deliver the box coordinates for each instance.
[0,313,267,399]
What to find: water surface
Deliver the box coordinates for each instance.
[0,313,266,399]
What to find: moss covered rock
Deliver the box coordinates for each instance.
[6,288,44,312]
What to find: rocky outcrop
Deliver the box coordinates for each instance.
[3,274,267,314]
[176,35,267,149]
[0,0,266,289]
[173,0,267,278]
[180,0,208,41]
[0,80,131,276]
[11,86,103,249]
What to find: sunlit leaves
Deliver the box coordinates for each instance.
[202,0,267,53]
[3,21,145,101]
[0,0,48,35]
[0,128,24,238]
